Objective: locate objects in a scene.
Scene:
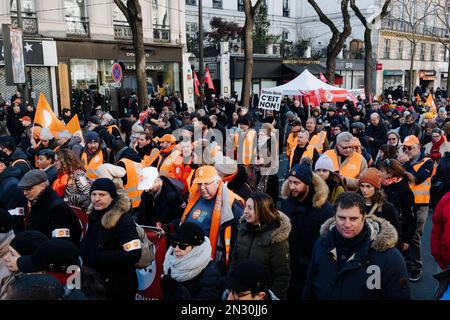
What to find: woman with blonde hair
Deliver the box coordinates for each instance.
[52,148,91,210]
[230,191,291,299]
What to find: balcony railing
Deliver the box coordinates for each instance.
[66,16,90,37]
[153,24,170,42]
[10,12,38,34]
[114,20,132,39]
[381,17,448,38]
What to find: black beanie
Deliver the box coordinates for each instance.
[289,162,313,187]
[10,230,49,256]
[90,178,117,199]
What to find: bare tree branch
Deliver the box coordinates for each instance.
[307,0,340,35]
[114,0,130,22]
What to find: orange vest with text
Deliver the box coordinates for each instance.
[118,158,143,209]
[81,151,104,180]
[323,149,364,179]
[141,148,160,168]
[409,157,435,205]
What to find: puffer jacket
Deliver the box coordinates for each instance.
[231,212,292,299]
[431,192,450,270]
[0,231,15,299]
[303,215,411,300]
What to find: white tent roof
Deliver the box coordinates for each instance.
[267,69,344,95]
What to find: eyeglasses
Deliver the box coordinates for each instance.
[229,290,252,300]
[432,135,441,139]
[339,144,353,150]
[402,146,413,151]
[170,241,190,250]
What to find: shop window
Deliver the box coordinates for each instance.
[64,0,89,37]
[213,0,223,9]
[238,0,244,12]
[152,0,171,42]
[384,39,390,59]
[10,0,37,34]
[420,43,426,60]
[398,40,403,60]
[186,0,197,5]
[70,59,98,90]
[431,44,435,61]
[283,0,290,17]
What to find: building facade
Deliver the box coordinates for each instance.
[0,0,191,114]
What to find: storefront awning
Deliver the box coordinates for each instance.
[283,63,328,75]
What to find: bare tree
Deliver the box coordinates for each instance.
[350,0,392,100]
[393,0,434,99]
[308,0,352,83]
[429,0,450,95]
[242,0,264,108]
[114,0,147,110]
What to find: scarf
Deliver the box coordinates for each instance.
[163,237,212,283]
[222,171,238,183]
[430,136,445,161]
[52,172,69,197]
[381,176,402,187]
[160,144,176,156]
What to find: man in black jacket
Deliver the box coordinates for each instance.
[17,170,81,245]
[365,113,388,159]
[0,138,31,179]
[137,166,186,227]
[87,116,113,149]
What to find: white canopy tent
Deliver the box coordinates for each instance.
[267,69,345,95]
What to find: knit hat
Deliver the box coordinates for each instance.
[39,127,54,141]
[237,116,250,126]
[225,259,271,293]
[439,107,446,113]
[289,162,313,187]
[359,168,382,190]
[88,116,101,125]
[9,230,49,256]
[168,222,205,246]
[85,131,100,143]
[0,208,13,233]
[315,155,335,172]
[90,178,117,199]
[0,150,9,166]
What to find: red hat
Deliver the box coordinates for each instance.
[359,168,382,190]
[19,116,32,122]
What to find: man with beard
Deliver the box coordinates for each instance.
[281,162,334,300]
[135,132,160,168]
[81,131,107,180]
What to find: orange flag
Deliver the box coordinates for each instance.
[204,66,215,91]
[65,114,85,146]
[193,71,200,96]
[416,93,421,102]
[425,94,437,114]
[34,93,65,136]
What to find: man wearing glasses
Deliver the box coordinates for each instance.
[179,165,244,272]
[398,135,434,282]
[323,132,368,190]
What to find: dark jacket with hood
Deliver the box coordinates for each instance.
[399,122,422,141]
[0,166,27,233]
[303,216,411,300]
[137,176,186,226]
[280,173,334,299]
[80,191,141,300]
[231,212,292,299]
[93,125,114,149]
[8,148,31,178]
[26,187,81,245]
[227,165,253,201]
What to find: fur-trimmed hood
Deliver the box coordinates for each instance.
[87,190,131,229]
[239,211,292,244]
[281,172,329,209]
[319,215,398,252]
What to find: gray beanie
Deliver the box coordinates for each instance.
[315,155,335,172]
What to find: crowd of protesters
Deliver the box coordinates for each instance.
[0,84,450,301]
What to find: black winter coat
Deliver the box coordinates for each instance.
[26,187,81,245]
[227,165,253,201]
[382,178,416,245]
[162,262,223,300]
[303,216,411,300]
[365,123,388,159]
[365,201,400,243]
[280,177,335,300]
[137,176,186,226]
[0,166,27,233]
[80,192,141,300]
[8,148,31,178]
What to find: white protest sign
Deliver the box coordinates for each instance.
[258,90,283,111]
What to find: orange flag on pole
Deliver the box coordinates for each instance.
[193,71,200,96]
[34,93,65,136]
[425,94,437,114]
[65,114,85,146]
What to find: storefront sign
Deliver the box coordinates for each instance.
[344,62,353,69]
[125,64,165,71]
[258,90,283,111]
[282,59,320,65]
[376,63,383,70]
[0,39,44,65]
[383,70,404,76]
[419,70,436,79]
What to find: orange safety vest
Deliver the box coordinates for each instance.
[286,133,298,158]
[234,129,256,165]
[409,157,435,205]
[158,149,183,179]
[81,151,104,180]
[141,148,160,168]
[310,131,326,154]
[118,158,143,209]
[180,186,244,265]
[323,149,364,179]
[289,144,316,170]
[107,125,120,135]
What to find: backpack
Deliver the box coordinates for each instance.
[135,223,155,269]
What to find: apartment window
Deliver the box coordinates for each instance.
[282,31,290,41]
[186,0,197,5]
[283,0,290,17]
[398,40,403,59]
[444,45,448,62]
[431,44,435,61]
[213,0,223,9]
[420,43,426,60]
[186,22,198,33]
[152,0,170,42]
[10,0,37,34]
[64,0,89,37]
[238,0,244,12]
[384,39,390,59]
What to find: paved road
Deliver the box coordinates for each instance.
[276,152,439,300]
